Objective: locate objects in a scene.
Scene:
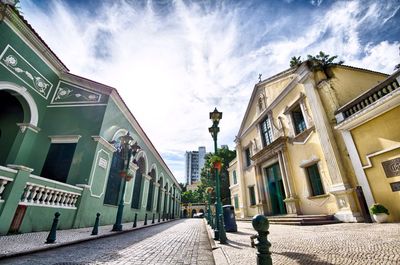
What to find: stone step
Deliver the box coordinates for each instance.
[238,214,340,225]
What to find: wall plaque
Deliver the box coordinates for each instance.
[98,157,108,169]
[382,157,400,178]
[390,181,400,192]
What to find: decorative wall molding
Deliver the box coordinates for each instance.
[2,9,67,73]
[49,135,81,144]
[362,144,400,169]
[0,44,53,99]
[92,136,117,153]
[89,149,111,198]
[50,81,103,106]
[7,164,33,172]
[17,123,40,133]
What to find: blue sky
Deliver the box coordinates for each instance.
[20,0,400,183]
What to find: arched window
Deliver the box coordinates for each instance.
[131,156,145,209]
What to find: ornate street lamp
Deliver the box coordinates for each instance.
[209,107,227,243]
[112,132,141,231]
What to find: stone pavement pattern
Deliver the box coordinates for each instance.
[0,219,214,265]
[0,220,149,257]
[213,221,400,265]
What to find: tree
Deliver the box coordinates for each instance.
[289,56,303,68]
[199,147,236,205]
[307,51,344,78]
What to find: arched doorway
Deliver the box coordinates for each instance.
[156,176,163,213]
[0,90,25,165]
[183,209,188,218]
[132,156,146,209]
[146,168,156,211]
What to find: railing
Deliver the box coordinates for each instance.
[20,182,81,209]
[336,72,400,121]
[0,176,13,202]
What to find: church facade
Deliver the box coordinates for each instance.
[231,60,397,222]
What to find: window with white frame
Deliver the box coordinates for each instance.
[291,105,307,135]
[260,117,273,146]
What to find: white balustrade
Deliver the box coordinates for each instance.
[0,176,13,201]
[20,182,81,209]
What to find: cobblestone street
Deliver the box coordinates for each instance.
[0,219,214,265]
[213,221,400,265]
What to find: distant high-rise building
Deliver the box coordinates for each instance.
[185,146,206,185]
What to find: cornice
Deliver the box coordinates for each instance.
[238,65,311,140]
[92,136,117,153]
[2,5,68,72]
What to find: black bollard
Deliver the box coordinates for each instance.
[45,212,60,244]
[250,214,272,265]
[91,213,101,235]
[152,213,155,224]
[162,213,165,221]
[158,213,161,223]
[144,213,148,225]
[133,213,137,228]
[167,213,169,220]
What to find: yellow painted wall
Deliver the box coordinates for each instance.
[351,106,400,222]
[330,67,388,107]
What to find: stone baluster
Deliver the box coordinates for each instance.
[61,192,68,206]
[65,194,72,207]
[29,186,40,203]
[0,179,10,199]
[72,195,79,207]
[56,192,64,206]
[46,190,55,205]
[51,191,60,205]
[41,189,50,204]
[22,184,33,203]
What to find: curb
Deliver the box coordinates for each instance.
[0,218,179,260]
[203,219,230,265]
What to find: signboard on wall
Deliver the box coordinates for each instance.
[390,181,400,192]
[382,157,400,178]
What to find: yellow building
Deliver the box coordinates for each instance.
[335,70,400,222]
[233,63,389,222]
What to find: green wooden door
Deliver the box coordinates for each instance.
[265,163,286,215]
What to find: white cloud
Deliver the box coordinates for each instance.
[19,0,399,183]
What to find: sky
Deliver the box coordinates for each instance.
[19,0,400,183]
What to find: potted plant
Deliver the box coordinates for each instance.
[370,203,390,223]
[209,155,223,172]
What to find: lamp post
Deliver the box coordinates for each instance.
[112,132,141,231]
[209,107,227,243]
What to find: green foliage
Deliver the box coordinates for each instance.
[289,56,303,68]
[181,190,204,204]
[198,147,236,205]
[306,51,344,78]
[369,203,389,215]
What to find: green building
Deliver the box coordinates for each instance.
[0,3,181,235]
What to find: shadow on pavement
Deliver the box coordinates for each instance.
[274,251,334,265]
